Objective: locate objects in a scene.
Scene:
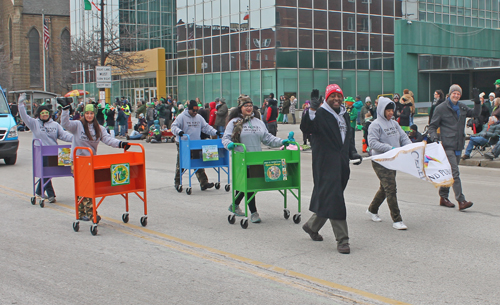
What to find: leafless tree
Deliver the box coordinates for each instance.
[0,43,13,90]
[70,13,147,81]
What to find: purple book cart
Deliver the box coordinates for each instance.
[31,139,72,207]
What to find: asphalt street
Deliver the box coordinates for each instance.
[1,119,499,305]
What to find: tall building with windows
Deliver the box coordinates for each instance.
[70,0,176,104]
[176,0,500,108]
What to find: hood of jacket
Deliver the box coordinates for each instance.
[268,99,278,107]
[376,97,395,122]
[209,101,216,110]
[353,100,363,110]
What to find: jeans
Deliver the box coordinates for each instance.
[283,114,288,123]
[217,126,225,136]
[291,113,296,124]
[128,131,143,140]
[36,178,55,198]
[464,136,488,156]
[493,142,500,157]
[119,124,127,136]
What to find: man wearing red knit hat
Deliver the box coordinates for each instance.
[300,84,362,254]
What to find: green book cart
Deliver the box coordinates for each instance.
[228,143,301,229]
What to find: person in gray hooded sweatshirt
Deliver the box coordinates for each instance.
[366,97,412,230]
[171,100,218,191]
[58,98,130,222]
[223,94,293,223]
[18,93,73,203]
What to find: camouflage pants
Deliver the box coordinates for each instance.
[78,196,94,219]
[174,143,208,187]
[368,162,402,222]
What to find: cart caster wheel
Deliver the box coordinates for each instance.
[240,219,248,229]
[225,184,230,192]
[283,209,290,219]
[293,214,301,224]
[122,213,129,223]
[228,214,236,224]
[72,222,79,232]
[186,188,192,195]
[215,182,221,189]
[140,216,148,227]
[31,197,36,205]
[176,185,183,193]
[39,199,45,208]
[90,225,98,236]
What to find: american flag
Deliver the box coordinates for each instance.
[43,18,50,50]
[187,30,194,49]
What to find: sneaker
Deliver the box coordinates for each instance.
[250,212,261,223]
[201,182,214,191]
[48,197,56,203]
[337,243,351,254]
[126,135,130,140]
[461,154,470,160]
[228,204,245,217]
[79,216,90,221]
[485,152,495,160]
[393,221,408,230]
[366,209,382,222]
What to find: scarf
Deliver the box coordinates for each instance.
[231,113,254,143]
[321,101,347,143]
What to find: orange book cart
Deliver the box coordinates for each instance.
[72,143,147,235]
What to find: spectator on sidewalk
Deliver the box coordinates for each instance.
[462,116,500,159]
[428,84,481,211]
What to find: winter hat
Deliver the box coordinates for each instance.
[365,96,372,103]
[393,93,400,100]
[178,104,184,110]
[355,95,361,100]
[188,100,199,110]
[237,94,252,108]
[84,104,95,113]
[325,84,344,100]
[489,92,496,98]
[410,124,418,131]
[344,96,355,106]
[384,100,395,111]
[35,105,52,118]
[494,79,500,85]
[448,84,462,96]
[139,113,144,118]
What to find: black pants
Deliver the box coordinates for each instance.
[234,191,256,213]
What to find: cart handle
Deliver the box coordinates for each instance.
[178,134,190,142]
[73,146,94,157]
[125,142,146,154]
[32,138,43,147]
[233,143,247,153]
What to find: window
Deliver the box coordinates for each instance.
[28,28,41,86]
[361,17,371,31]
[347,17,355,30]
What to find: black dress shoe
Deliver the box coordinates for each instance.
[302,223,323,241]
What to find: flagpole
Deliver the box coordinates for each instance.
[42,10,46,91]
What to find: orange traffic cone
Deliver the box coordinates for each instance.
[362,139,368,153]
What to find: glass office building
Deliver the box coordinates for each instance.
[176,0,402,107]
[175,0,500,107]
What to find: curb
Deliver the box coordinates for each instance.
[460,158,500,168]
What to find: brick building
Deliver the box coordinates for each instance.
[0,0,72,99]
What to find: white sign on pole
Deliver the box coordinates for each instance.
[99,91,106,101]
[96,66,112,88]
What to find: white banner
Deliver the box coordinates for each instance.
[371,142,454,188]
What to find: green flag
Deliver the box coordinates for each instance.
[84,0,91,10]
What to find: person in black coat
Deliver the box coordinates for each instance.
[429,89,445,124]
[300,85,362,254]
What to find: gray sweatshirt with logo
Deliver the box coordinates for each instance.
[19,102,73,146]
[171,110,217,142]
[222,116,283,152]
[61,109,121,157]
[368,97,411,156]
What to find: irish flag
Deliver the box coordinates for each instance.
[84,0,100,11]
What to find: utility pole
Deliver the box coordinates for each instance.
[100,0,105,104]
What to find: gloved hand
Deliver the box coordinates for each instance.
[56,97,72,110]
[216,130,223,138]
[178,131,184,137]
[119,141,131,151]
[282,139,291,146]
[350,152,363,165]
[18,93,27,104]
[472,88,480,104]
[227,142,236,150]
[310,89,323,110]
[287,131,295,143]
